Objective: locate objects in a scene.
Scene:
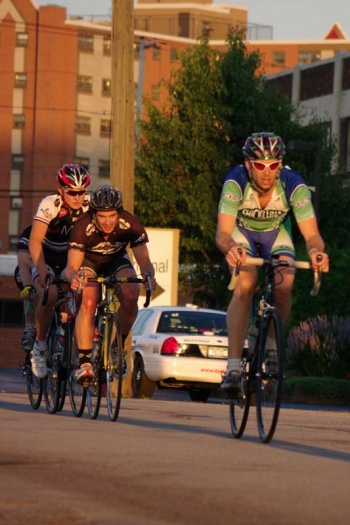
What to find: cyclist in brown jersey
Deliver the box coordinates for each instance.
[64,184,156,383]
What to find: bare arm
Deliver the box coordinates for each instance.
[298,217,329,272]
[132,244,156,290]
[29,220,49,286]
[18,251,32,287]
[216,212,245,266]
[64,249,85,291]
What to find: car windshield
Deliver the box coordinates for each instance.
[157,311,227,336]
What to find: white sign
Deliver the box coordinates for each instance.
[133,228,180,308]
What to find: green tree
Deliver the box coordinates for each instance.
[135,31,335,309]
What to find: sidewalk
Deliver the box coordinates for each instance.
[0,368,27,394]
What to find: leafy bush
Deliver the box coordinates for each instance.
[286,315,350,378]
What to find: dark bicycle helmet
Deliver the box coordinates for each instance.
[57,164,91,189]
[243,132,286,160]
[89,184,123,211]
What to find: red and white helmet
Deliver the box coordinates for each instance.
[57,164,91,190]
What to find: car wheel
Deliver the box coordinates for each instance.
[132,355,156,399]
[188,389,211,403]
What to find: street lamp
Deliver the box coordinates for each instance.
[288,140,322,217]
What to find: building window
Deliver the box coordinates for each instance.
[13,114,25,129]
[12,154,24,171]
[179,13,190,37]
[16,33,28,47]
[77,75,93,93]
[14,73,27,88]
[74,157,90,171]
[170,48,179,63]
[98,160,110,177]
[153,47,161,61]
[151,85,160,101]
[300,62,334,101]
[100,119,112,137]
[202,22,211,38]
[342,57,350,91]
[103,36,111,55]
[0,300,23,326]
[272,51,285,67]
[78,34,94,51]
[75,116,91,134]
[102,78,111,96]
[298,51,321,64]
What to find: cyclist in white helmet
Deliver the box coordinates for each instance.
[216,132,329,392]
[29,164,91,378]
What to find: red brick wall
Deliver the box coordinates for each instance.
[0,276,24,369]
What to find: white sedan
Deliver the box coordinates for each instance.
[131,305,228,402]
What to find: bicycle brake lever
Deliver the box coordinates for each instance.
[143,271,153,308]
[77,270,86,294]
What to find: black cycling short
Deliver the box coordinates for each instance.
[80,252,133,277]
[14,265,24,291]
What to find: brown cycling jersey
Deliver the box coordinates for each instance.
[68,209,149,264]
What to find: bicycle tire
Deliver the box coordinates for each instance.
[86,342,102,419]
[229,348,252,438]
[25,356,43,410]
[106,312,123,421]
[68,371,87,417]
[256,308,284,443]
[43,330,63,414]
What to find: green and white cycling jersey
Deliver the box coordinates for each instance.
[218,165,315,232]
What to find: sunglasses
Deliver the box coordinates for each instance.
[250,161,281,171]
[62,188,86,197]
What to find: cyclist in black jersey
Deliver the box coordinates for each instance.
[29,164,91,379]
[216,132,329,392]
[14,226,37,351]
[64,184,156,383]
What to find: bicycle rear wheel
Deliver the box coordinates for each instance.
[44,331,63,414]
[229,349,252,438]
[24,355,43,410]
[106,313,123,421]
[256,308,284,443]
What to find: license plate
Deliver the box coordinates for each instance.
[208,346,228,358]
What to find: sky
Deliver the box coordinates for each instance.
[34,0,350,41]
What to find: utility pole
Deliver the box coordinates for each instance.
[111,0,135,397]
[110,0,134,213]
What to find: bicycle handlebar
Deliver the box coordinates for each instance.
[87,271,153,308]
[41,274,69,306]
[228,257,322,296]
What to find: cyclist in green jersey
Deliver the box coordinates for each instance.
[216,132,329,391]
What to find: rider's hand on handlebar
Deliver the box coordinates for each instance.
[143,272,157,292]
[70,270,87,292]
[225,245,246,267]
[309,251,329,273]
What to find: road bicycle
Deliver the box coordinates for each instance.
[42,275,86,416]
[228,254,322,443]
[21,287,42,410]
[85,272,153,422]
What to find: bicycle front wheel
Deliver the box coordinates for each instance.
[106,313,123,421]
[44,332,63,414]
[229,349,252,438]
[256,308,284,443]
[25,355,43,410]
[86,340,102,419]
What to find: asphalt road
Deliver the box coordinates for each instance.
[1,368,350,525]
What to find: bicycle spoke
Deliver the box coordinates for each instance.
[86,341,102,419]
[256,309,284,443]
[68,372,87,417]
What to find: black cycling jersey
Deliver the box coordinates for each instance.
[68,209,149,264]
